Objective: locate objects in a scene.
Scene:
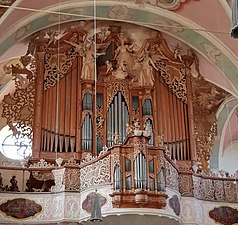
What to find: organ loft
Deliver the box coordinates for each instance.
[1,21,228,209]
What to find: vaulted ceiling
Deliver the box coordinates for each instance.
[0,0,238,160]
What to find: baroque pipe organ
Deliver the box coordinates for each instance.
[31,22,195,162]
[1,21,204,208]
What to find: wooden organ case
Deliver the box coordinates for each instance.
[24,22,199,208]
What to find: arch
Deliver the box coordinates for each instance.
[210,97,238,170]
[0,3,238,96]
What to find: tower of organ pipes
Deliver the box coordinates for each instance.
[29,22,196,163]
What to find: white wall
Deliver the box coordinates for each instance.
[219,141,238,174]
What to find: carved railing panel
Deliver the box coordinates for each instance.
[80,155,111,190]
[164,159,179,191]
[179,173,193,196]
[193,175,238,202]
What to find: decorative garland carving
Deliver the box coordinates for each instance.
[80,155,111,190]
[192,76,229,172]
[2,56,35,139]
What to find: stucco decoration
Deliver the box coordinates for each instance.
[108,6,132,20]
[119,0,192,10]
[203,43,222,65]
[156,19,185,34]
[15,24,33,40]
[151,0,191,10]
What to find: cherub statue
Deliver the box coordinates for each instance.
[113,132,120,145]
[9,175,19,192]
[173,44,182,62]
[64,40,84,55]
[143,122,152,138]
[47,29,59,46]
[105,60,113,74]
[126,123,133,135]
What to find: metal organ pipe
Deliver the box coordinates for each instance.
[118,92,122,143]
[122,102,125,142]
[115,96,118,135]
[89,116,92,150]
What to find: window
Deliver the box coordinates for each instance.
[0,125,32,160]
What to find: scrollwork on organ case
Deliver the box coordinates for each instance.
[165,160,179,191]
[192,76,229,172]
[64,168,80,191]
[179,173,193,196]
[80,155,111,190]
[44,48,78,90]
[106,81,129,109]
[2,56,36,139]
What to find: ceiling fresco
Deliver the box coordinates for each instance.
[0,0,16,18]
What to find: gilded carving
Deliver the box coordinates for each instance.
[44,48,78,90]
[96,106,104,138]
[106,81,129,108]
[179,174,193,196]
[192,76,229,172]
[64,168,80,191]
[2,56,35,139]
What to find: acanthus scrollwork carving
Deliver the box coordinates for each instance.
[133,140,147,158]
[192,76,229,172]
[179,174,193,196]
[80,156,111,190]
[96,105,104,138]
[2,56,35,139]
[44,48,78,90]
[165,160,179,191]
[65,168,80,191]
[106,82,129,109]
[192,175,238,202]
